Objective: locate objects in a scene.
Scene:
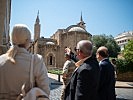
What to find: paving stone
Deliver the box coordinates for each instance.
[48,74,133,100]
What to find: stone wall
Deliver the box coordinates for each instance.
[117,72,133,82]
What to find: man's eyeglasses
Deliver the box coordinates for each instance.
[74,47,79,52]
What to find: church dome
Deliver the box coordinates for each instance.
[66,25,87,33]
[46,41,55,45]
[68,26,86,32]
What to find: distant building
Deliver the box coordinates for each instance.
[30,13,92,69]
[114,31,133,51]
[0,0,11,54]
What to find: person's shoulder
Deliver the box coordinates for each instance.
[102,58,109,62]
[34,54,43,58]
[64,60,71,66]
[100,61,107,66]
[33,54,43,62]
[100,59,112,68]
[86,57,99,66]
[77,65,91,74]
[65,60,72,64]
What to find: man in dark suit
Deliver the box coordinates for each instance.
[64,40,100,100]
[96,46,116,100]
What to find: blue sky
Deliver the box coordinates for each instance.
[10,0,133,38]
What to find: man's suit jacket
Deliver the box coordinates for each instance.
[98,58,116,100]
[64,57,100,100]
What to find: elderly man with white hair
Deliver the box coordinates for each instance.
[64,40,100,100]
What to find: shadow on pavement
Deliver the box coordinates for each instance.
[116,98,129,100]
[49,77,63,90]
[128,83,133,86]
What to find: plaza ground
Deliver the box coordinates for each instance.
[48,73,133,100]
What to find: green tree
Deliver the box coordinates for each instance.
[92,34,120,57]
[123,40,133,62]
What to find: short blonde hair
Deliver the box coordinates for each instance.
[7,24,31,63]
[11,24,31,45]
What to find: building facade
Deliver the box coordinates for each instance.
[30,13,92,69]
[114,31,133,51]
[0,0,11,54]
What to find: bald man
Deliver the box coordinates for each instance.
[96,46,116,100]
[64,40,100,100]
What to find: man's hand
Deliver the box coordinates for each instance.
[65,47,71,55]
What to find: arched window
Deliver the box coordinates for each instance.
[50,56,52,65]
[47,53,55,66]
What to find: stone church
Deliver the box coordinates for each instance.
[31,13,92,69]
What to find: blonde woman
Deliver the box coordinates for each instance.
[0,24,50,99]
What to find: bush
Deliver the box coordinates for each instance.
[48,69,63,75]
[116,59,133,73]
[122,40,133,62]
